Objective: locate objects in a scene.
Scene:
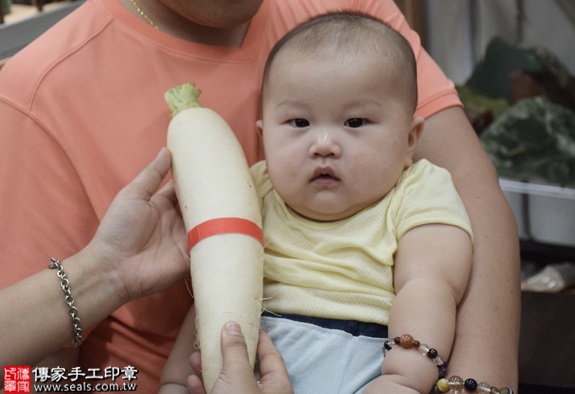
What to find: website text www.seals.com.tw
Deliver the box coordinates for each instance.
[4,365,139,393]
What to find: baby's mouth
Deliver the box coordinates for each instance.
[311,167,340,183]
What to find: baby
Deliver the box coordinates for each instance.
[163,11,473,394]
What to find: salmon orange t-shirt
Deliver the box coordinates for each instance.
[0,0,461,391]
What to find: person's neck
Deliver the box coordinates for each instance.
[163,18,250,47]
[120,0,250,47]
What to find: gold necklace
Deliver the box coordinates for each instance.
[129,0,159,30]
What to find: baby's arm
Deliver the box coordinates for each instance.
[365,223,472,394]
[159,306,197,394]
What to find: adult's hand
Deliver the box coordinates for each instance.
[188,322,293,394]
[87,147,188,301]
[0,148,188,368]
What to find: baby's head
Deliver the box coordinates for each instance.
[258,11,424,222]
[262,11,418,114]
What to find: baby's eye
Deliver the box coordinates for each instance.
[344,118,367,128]
[290,118,310,128]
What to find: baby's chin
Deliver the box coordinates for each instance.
[289,203,370,223]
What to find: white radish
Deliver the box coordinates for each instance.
[165,83,264,392]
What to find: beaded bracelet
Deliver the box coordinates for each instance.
[431,376,514,394]
[383,334,447,378]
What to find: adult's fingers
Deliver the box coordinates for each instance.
[186,322,254,394]
[122,148,172,200]
[214,321,261,392]
[189,323,292,394]
[219,322,254,371]
[187,375,207,394]
[189,351,202,375]
[256,330,290,384]
[186,351,205,394]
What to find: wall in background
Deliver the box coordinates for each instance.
[425,0,575,85]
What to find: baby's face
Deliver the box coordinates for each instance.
[260,49,421,222]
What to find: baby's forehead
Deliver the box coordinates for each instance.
[262,13,418,111]
[280,30,404,65]
[266,43,416,112]
[271,43,402,80]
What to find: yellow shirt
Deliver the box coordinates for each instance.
[251,159,472,326]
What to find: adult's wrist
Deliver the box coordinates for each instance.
[49,258,85,347]
[62,246,131,326]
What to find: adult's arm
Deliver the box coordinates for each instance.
[0,149,188,369]
[415,106,521,391]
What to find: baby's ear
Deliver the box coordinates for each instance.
[256,120,263,136]
[404,116,424,168]
[408,116,424,147]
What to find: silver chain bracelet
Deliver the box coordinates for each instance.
[49,258,84,347]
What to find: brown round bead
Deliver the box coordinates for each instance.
[400,334,414,349]
[412,340,420,348]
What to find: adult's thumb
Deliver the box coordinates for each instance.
[210,322,260,393]
[220,321,251,363]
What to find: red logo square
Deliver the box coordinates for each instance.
[4,366,30,393]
